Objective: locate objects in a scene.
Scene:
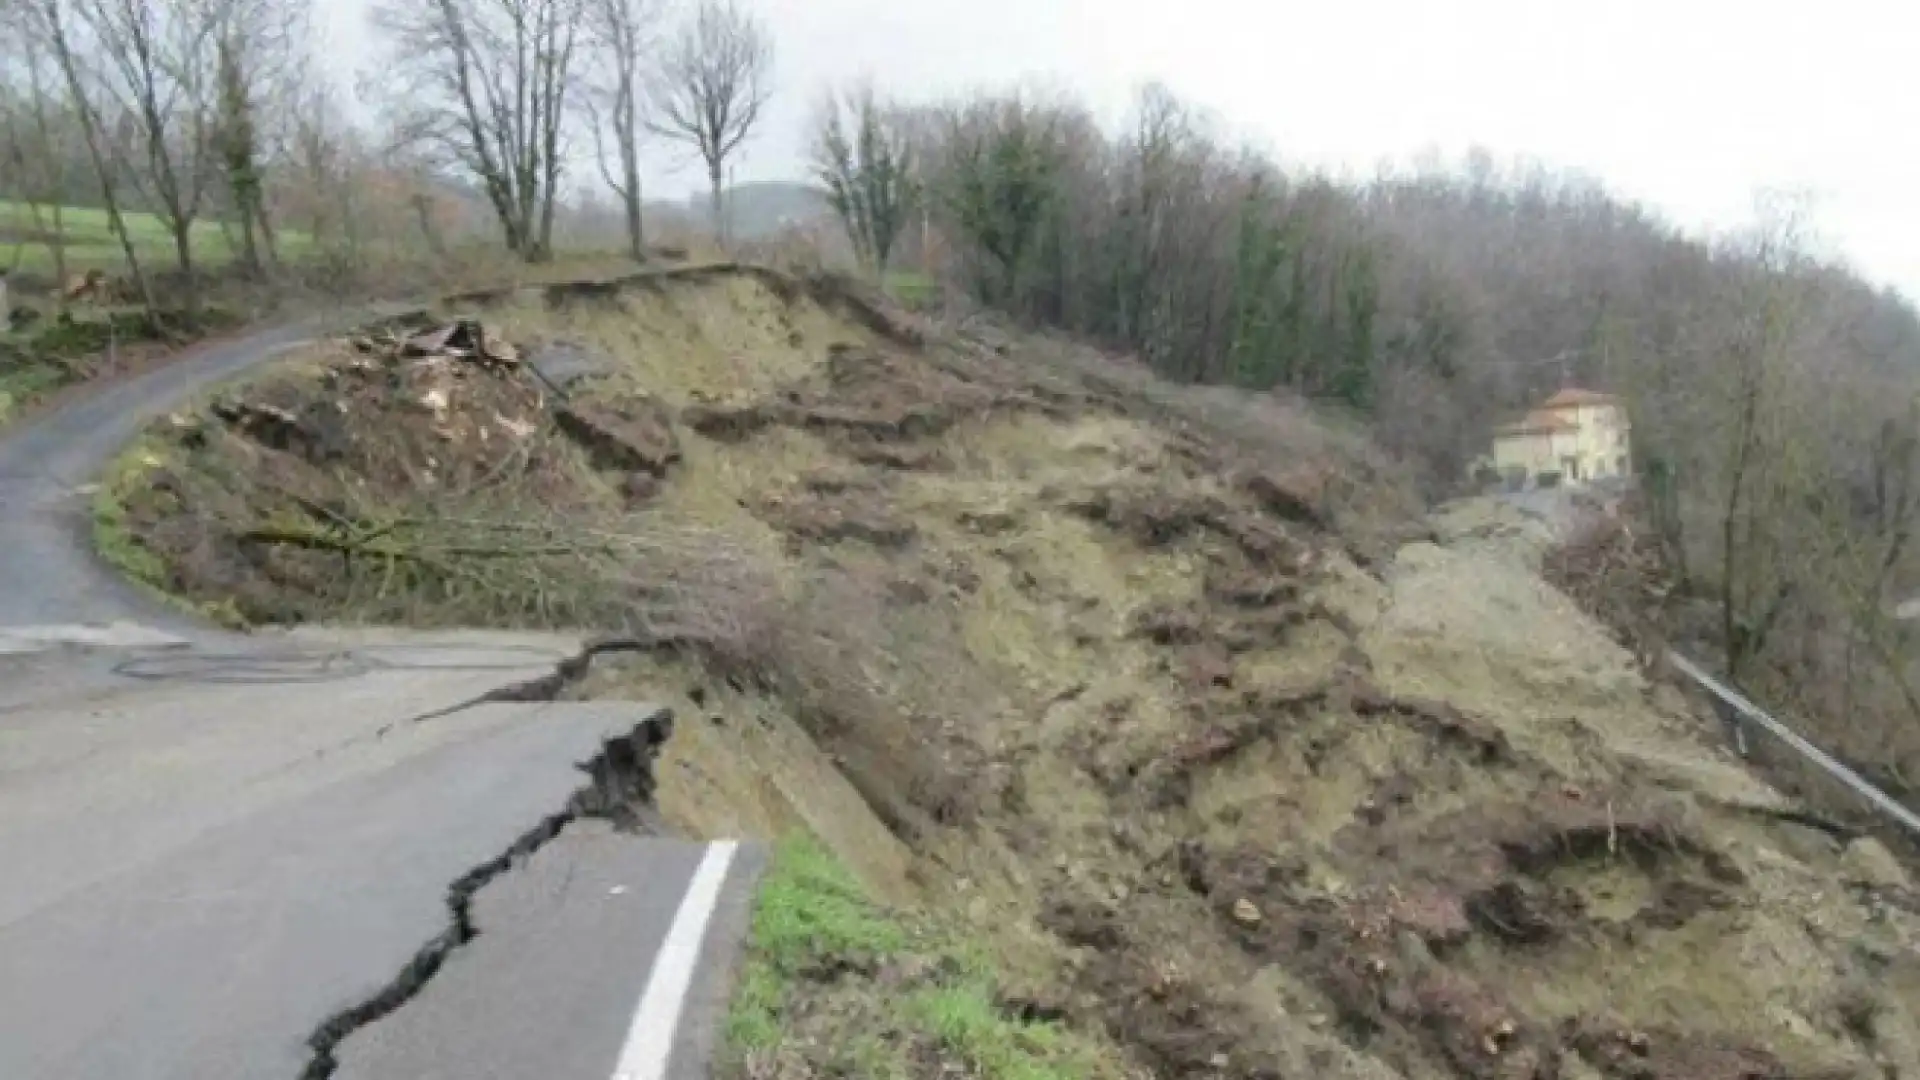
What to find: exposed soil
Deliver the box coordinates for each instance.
[108,266,1920,1080]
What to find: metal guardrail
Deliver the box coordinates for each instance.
[1666,649,1920,837]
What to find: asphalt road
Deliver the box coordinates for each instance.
[0,313,373,630]
[0,319,759,1080]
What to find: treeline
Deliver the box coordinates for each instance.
[918,89,1392,406]
[0,0,781,310]
[855,88,1920,482]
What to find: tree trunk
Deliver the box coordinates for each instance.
[49,201,67,299]
[239,209,261,272]
[625,189,645,262]
[96,187,156,323]
[534,187,557,263]
[623,145,644,261]
[709,161,725,245]
[1720,358,1762,681]
[173,220,199,314]
[257,202,281,266]
[46,14,160,326]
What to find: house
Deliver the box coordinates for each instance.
[1490,387,1632,488]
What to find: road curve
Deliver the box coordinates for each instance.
[0,311,408,631]
[0,316,761,1080]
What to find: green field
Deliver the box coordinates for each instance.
[1,198,312,279]
[882,268,938,307]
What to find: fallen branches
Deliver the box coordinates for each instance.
[224,491,781,654]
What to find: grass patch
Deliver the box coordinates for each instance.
[723,834,1121,1080]
[0,362,66,424]
[1,306,246,432]
[92,439,170,588]
[884,269,938,308]
[740,832,910,973]
[911,982,1088,1080]
[91,438,244,627]
[2,198,314,278]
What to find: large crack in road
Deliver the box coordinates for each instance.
[0,317,757,1080]
[302,699,675,1080]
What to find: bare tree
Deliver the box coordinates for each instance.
[16,37,76,292]
[811,83,916,278]
[208,0,307,273]
[376,0,585,262]
[20,0,161,318]
[73,0,223,307]
[0,7,51,282]
[583,0,658,262]
[647,0,770,243]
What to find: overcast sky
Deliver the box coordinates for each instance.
[320,0,1920,297]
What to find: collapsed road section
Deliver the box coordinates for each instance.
[0,309,763,1080]
[0,643,757,1080]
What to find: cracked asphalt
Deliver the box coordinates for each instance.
[0,320,759,1080]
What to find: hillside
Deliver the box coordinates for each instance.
[100,266,1919,1080]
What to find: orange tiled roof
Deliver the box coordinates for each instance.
[1495,409,1580,437]
[1540,387,1619,409]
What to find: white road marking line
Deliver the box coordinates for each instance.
[611,841,739,1080]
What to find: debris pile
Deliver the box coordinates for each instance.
[352,317,524,369]
[1541,503,1674,667]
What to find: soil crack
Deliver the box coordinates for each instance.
[385,637,658,730]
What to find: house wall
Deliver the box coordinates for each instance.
[1563,403,1632,480]
[1492,432,1550,477]
[1491,401,1635,488]
[1492,429,1576,480]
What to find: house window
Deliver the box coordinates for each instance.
[1616,455,1627,474]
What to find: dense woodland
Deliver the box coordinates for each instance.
[5,0,1920,796]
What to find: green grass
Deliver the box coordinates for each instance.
[1,305,244,433]
[92,439,172,587]
[91,437,245,627]
[1,198,313,278]
[884,268,938,307]
[723,834,907,1054]
[723,834,1115,1080]
[0,361,66,424]
[912,982,1085,1080]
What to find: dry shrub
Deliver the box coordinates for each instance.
[1542,499,1920,862]
[1541,505,1675,669]
[750,559,997,842]
[208,487,786,645]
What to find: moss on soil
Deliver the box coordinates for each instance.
[92,438,247,627]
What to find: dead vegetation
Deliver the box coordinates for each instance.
[1543,493,1920,877]
[104,265,1920,1080]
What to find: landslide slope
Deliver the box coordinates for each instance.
[106,265,1920,1080]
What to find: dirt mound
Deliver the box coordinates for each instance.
[104,266,1920,1080]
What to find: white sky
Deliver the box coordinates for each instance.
[321,0,1920,298]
